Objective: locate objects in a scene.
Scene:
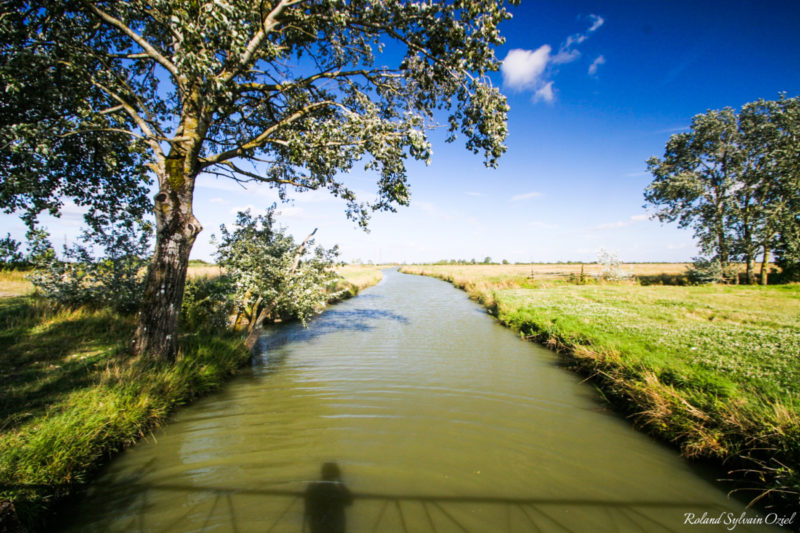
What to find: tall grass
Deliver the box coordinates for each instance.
[400,264,800,511]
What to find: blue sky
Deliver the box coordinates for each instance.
[4,1,800,263]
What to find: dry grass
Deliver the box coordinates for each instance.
[335,265,384,291]
[0,270,34,297]
[186,264,225,279]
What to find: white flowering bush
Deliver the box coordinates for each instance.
[598,248,630,282]
[215,208,341,329]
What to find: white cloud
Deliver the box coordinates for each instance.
[210,197,228,204]
[595,220,629,230]
[501,46,551,90]
[588,55,606,75]
[593,214,649,230]
[501,14,604,103]
[511,191,543,201]
[587,14,605,32]
[533,82,555,103]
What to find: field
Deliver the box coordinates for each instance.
[400,263,800,508]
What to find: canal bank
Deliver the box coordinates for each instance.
[60,270,780,532]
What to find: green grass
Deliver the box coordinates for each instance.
[400,265,800,509]
[0,297,250,529]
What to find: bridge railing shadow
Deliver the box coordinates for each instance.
[10,481,727,533]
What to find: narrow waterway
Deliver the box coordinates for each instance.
[64,270,774,532]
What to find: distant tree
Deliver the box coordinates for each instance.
[0,233,23,268]
[645,96,800,284]
[482,256,492,264]
[1,0,515,361]
[215,208,340,349]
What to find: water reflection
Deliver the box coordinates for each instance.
[304,462,353,533]
[255,307,410,354]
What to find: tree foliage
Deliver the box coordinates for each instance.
[1,0,516,359]
[645,96,800,284]
[0,233,24,268]
[0,1,152,232]
[215,208,340,346]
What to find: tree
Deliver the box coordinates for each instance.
[645,97,800,284]
[0,2,152,232]
[215,208,340,349]
[0,233,23,268]
[2,0,515,361]
[28,217,152,313]
[645,108,740,280]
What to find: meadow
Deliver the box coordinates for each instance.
[0,265,382,529]
[400,263,800,509]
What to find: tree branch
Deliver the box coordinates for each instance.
[82,1,180,82]
[199,100,350,167]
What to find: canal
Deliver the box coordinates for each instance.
[63,269,773,532]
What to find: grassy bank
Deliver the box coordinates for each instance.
[400,264,800,509]
[0,266,382,529]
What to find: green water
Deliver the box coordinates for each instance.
[63,270,777,532]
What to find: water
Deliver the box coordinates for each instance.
[63,270,775,532]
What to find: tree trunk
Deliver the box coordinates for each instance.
[133,178,202,361]
[745,254,756,285]
[760,244,770,285]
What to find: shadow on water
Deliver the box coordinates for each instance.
[255,308,410,355]
[34,479,727,533]
[34,462,729,533]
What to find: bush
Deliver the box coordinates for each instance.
[181,275,236,332]
[28,221,151,313]
[598,249,630,282]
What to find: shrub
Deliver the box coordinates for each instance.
[598,248,630,282]
[181,275,236,332]
[28,221,151,313]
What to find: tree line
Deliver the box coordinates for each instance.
[645,95,800,284]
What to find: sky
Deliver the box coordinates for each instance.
[4,1,800,264]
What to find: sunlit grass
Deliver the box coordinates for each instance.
[0,269,34,297]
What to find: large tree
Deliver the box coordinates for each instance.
[645,96,800,284]
[2,0,515,360]
[645,108,741,277]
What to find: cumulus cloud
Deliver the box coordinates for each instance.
[500,46,551,90]
[501,14,605,103]
[511,191,543,201]
[588,55,606,75]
